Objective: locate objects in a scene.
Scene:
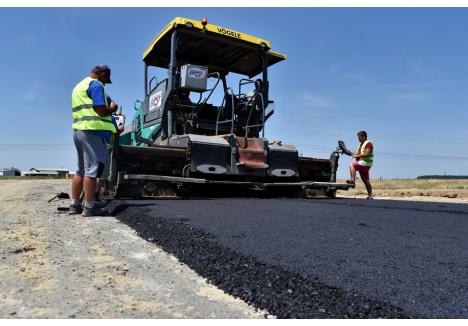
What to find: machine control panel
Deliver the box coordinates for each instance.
[180,64,208,92]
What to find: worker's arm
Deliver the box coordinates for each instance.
[352,143,373,158]
[352,148,371,158]
[94,102,118,117]
[88,81,118,116]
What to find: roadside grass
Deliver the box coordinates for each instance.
[337,178,468,200]
[339,179,468,190]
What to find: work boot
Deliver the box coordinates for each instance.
[68,204,83,215]
[81,206,108,217]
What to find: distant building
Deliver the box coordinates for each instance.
[0,167,21,176]
[23,168,70,177]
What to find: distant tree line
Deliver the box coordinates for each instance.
[417,175,468,179]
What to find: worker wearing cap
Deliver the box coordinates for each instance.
[348,130,374,199]
[70,65,118,216]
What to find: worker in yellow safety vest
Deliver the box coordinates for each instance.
[70,65,118,216]
[348,130,374,199]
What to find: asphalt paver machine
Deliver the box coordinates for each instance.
[105,17,354,198]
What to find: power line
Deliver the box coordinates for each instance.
[1,143,468,161]
[0,144,71,146]
[0,144,74,151]
[291,142,468,161]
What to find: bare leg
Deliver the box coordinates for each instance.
[83,176,97,203]
[362,179,373,198]
[71,175,84,201]
[349,163,356,182]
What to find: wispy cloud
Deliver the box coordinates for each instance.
[329,64,374,84]
[381,82,421,89]
[332,66,433,104]
[411,62,423,75]
[17,34,38,45]
[21,83,42,103]
[23,90,38,101]
[409,60,428,78]
[301,93,336,109]
[329,64,341,73]
[339,72,374,84]
[390,92,431,102]
[0,88,40,105]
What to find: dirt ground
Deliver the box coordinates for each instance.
[338,178,468,204]
[0,179,265,318]
[1,178,467,318]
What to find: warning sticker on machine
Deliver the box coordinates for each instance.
[149,91,162,111]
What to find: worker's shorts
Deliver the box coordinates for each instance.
[73,130,108,178]
[350,161,371,182]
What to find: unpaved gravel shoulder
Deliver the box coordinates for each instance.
[339,184,468,204]
[0,179,265,318]
[338,194,468,204]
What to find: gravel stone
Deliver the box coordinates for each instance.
[0,180,264,318]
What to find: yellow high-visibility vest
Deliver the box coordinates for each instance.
[358,139,374,167]
[71,77,116,133]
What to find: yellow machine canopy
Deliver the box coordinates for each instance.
[143,17,287,77]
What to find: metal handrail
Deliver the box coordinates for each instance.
[237,78,266,138]
[215,87,235,135]
[243,92,265,138]
[238,78,259,98]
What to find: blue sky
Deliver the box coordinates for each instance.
[0,8,467,178]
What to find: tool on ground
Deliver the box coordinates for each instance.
[48,192,70,202]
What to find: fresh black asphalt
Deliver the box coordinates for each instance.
[111,198,468,318]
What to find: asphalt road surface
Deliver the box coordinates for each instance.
[112,198,468,318]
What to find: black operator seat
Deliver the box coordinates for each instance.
[223,93,239,121]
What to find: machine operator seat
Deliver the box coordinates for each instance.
[223,93,238,121]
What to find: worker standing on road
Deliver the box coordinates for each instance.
[69,65,117,216]
[348,130,374,199]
